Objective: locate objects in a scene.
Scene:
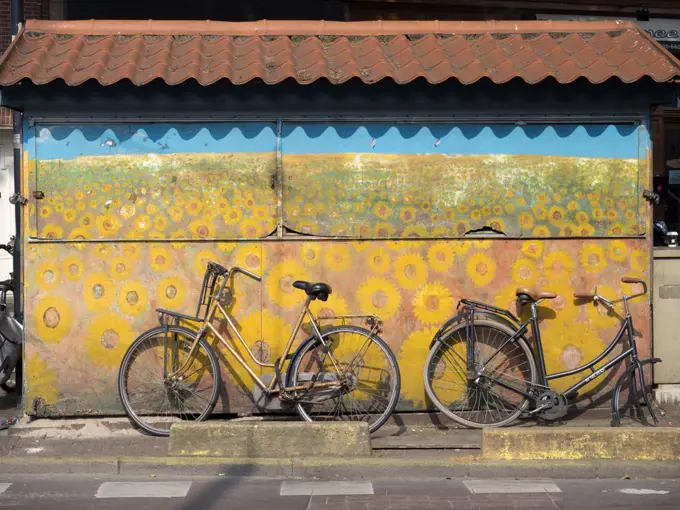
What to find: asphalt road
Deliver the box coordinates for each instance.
[0,474,676,509]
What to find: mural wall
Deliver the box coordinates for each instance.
[22,121,651,416]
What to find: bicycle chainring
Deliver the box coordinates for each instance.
[536,391,569,421]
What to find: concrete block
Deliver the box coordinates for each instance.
[655,385,680,406]
[168,421,371,458]
[483,427,680,461]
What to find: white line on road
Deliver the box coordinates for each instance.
[280,481,374,496]
[0,484,11,495]
[95,482,192,499]
[619,489,670,495]
[463,479,562,494]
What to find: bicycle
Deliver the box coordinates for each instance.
[118,261,401,437]
[423,277,661,428]
[0,237,22,394]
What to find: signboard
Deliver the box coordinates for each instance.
[537,14,680,55]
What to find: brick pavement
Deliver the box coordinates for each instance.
[307,493,562,509]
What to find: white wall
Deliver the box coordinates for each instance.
[0,129,14,281]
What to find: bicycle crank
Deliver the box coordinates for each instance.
[535,391,569,421]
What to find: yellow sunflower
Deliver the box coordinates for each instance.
[373,201,393,220]
[133,215,152,234]
[451,239,470,255]
[169,205,184,223]
[119,204,136,220]
[518,212,534,230]
[35,260,60,289]
[62,256,85,281]
[153,215,169,232]
[33,296,74,343]
[78,212,95,229]
[365,246,390,274]
[593,208,605,222]
[608,223,625,236]
[578,223,596,236]
[575,211,589,224]
[83,272,115,312]
[532,226,551,237]
[40,224,64,239]
[548,206,567,228]
[470,209,482,222]
[324,244,352,272]
[193,249,219,275]
[453,219,470,237]
[66,227,90,250]
[608,240,628,263]
[510,257,539,287]
[117,281,149,316]
[532,205,547,220]
[85,313,135,369]
[156,276,188,310]
[93,244,111,259]
[567,200,579,211]
[504,203,516,215]
[185,198,203,217]
[356,276,402,320]
[239,218,262,238]
[122,243,141,260]
[543,251,574,282]
[374,222,396,238]
[39,205,52,218]
[397,327,438,406]
[266,259,309,308]
[109,256,132,281]
[25,354,60,405]
[630,248,649,275]
[189,218,216,239]
[299,242,322,267]
[427,242,455,273]
[62,207,77,223]
[412,282,455,325]
[465,251,497,287]
[399,206,417,223]
[149,247,173,273]
[234,245,265,274]
[579,243,607,273]
[223,206,243,225]
[520,240,544,259]
[394,252,428,290]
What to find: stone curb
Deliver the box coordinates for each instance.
[0,456,678,479]
[482,427,680,461]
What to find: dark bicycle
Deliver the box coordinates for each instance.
[423,277,661,428]
[0,237,22,393]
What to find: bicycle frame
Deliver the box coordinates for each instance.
[465,296,639,402]
[162,267,381,397]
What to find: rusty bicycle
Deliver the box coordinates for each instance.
[423,277,661,428]
[118,262,400,437]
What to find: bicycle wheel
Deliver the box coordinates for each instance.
[287,325,400,433]
[118,325,220,437]
[424,319,537,428]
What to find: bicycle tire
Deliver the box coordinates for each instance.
[118,325,220,437]
[287,325,400,433]
[424,319,537,428]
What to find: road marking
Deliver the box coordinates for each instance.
[463,479,562,494]
[0,484,11,495]
[619,488,670,495]
[280,481,374,496]
[95,482,191,498]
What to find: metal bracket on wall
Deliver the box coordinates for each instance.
[8,193,27,206]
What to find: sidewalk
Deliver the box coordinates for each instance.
[0,408,677,479]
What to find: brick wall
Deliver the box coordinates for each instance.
[0,0,49,127]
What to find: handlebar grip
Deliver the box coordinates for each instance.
[574,292,595,299]
[621,277,648,296]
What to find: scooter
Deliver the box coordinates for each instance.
[0,236,22,393]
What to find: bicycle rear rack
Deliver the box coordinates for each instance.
[458,298,520,323]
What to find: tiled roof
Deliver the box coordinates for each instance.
[1,19,679,86]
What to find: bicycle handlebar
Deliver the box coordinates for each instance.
[0,245,11,255]
[230,265,262,282]
[574,277,647,306]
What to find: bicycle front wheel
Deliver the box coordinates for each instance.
[288,325,400,433]
[424,319,537,428]
[118,325,220,437]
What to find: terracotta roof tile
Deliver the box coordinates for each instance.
[0,19,679,86]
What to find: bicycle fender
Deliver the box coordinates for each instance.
[283,335,316,386]
[429,311,522,348]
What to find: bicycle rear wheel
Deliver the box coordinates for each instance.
[424,319,537,428]
[287,325,400,433]
[118,325,220,437]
